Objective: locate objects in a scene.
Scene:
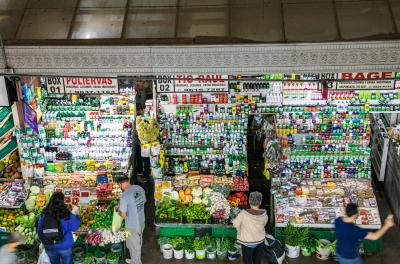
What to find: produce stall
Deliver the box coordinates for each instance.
[0,79,135,263]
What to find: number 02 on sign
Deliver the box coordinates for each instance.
[45,77,65,94]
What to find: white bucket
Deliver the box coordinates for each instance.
[173,249,184,259]
[316,239,332,260]
[162,244,173,259]
[185,250,195,259]
[286,244,300,258]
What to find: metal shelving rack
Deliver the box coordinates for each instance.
[370,113,390,181]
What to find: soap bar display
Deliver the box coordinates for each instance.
[273,177,381,227]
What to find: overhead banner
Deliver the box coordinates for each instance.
[336,72,395,90]
[45,77,118,94]
[155,74,228,93]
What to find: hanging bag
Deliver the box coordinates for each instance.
[263,234,286,264]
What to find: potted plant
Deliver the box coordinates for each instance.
[283,222,302,258]
[171,237,185,259]
[184,237,195,260]
[227,238,238,261]
[158,237,171,252]
[299,228,315,256]
[206,237,217,259]
[216,237,229,260]
[316,239,336,260]
[193,237,207,259]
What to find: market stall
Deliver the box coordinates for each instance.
[0,78,136,263]
[153,73,400,260]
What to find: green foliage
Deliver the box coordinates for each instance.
[283,222,303,246]
[193,237,206,250]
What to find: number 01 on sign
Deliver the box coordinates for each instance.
[45,77,65,94]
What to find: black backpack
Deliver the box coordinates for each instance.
[41,213,63,245]
[263,234,286,264]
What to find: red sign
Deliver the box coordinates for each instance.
[340,72,394,80]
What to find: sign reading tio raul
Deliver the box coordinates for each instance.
[155,75,228,93]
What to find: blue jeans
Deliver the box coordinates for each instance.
[337,254,363,264]
[45,247,73,264]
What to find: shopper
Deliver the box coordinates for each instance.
[117,176,146,264]
[0,232,24,264]
[37,192,80,264]
[232,191,268,264]
[335,203,395,264]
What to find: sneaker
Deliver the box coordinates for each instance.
[125,259,131,263]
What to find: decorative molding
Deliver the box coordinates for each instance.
[1,41,400,76]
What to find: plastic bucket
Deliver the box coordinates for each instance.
[286,244,300,258]
[206,247,216,259]
[227,250,238,261]
[316,239,332,260]
[173,249,184,259]
[162,244,173,259]
[217,250,226,260]
[195,249,206,259]
[185,250,195,260]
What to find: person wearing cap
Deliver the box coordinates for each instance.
[232,191,268,264]
[117,176,146,264]
[0,232,24,264]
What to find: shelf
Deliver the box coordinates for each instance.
[154,222,230,228]
[275,222,380,229]
[164,144,214,148]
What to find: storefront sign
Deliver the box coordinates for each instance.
[45,77,118,94]
[337,72,395,90]
[155,75,228,93]
[45,77,65,94]
[64,77,118,94]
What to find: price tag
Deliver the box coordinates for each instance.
[45,77,65,94]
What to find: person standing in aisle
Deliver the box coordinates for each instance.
[37,192,80,264]
[335,203,395,264]
[117,176,146,264]
[0,232,24,264]
[232,191,268,264]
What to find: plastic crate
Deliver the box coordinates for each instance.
[212,227,237,239]
[0,139,17,160]
[159,227,195,237]
[362,238,382,254]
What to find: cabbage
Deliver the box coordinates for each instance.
[25,196,36,212]
[29,185,40,195]
[170,191,179,201]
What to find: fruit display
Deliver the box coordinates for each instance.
[0,151,22,180]
[228,192,248,207]
[0,208,24,232]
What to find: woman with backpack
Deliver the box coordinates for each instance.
[37,192,80,264]
[232,191,268,264]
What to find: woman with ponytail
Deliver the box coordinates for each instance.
[37,192,80,264]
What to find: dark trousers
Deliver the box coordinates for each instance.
[242,244,263,264]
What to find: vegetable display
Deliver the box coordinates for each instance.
[15,212,39,245]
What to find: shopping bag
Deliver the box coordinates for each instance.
[112,208,124,233]
[37,250,51,264]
